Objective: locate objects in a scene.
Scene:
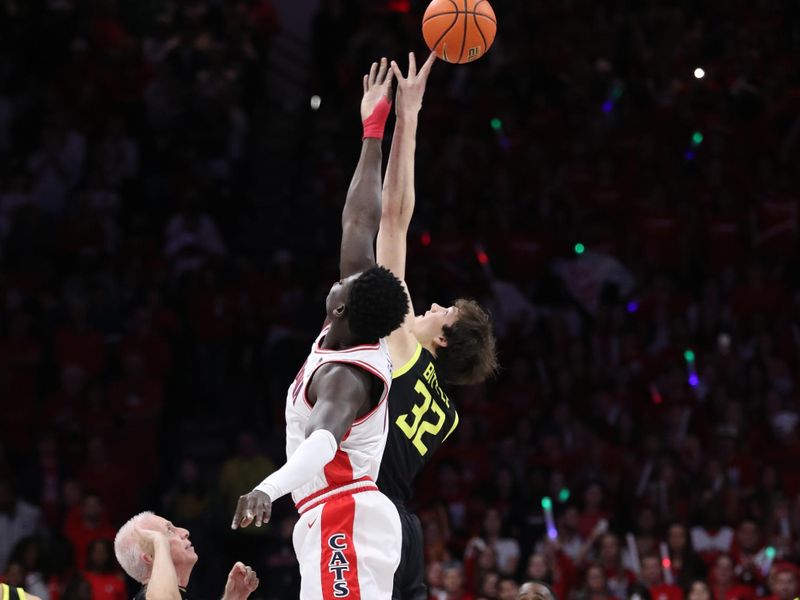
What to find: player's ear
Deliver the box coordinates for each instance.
[333,303,346,319]
[434,333,448,348]
[141,552,153,567]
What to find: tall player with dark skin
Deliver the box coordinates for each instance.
[231,58,400,529]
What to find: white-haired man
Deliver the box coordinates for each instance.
[114,511,259,600]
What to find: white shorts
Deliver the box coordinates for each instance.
[293,484,401,599]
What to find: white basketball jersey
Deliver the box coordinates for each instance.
[285,326,393,505]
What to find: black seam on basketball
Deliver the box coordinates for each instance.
[430,10,461,56]
[473,0,497,23]
[458,0,468,62]
[473,10,488,57]
[422,11,497,24]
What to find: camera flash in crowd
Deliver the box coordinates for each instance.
[310,95,322,110]
[694,67,705,79]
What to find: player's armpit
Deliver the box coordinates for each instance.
[386,280,419,366]
[305,363,374,443]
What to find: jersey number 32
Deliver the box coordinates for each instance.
[395,380,451,456]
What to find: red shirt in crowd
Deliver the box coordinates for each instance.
[649,583,684,600]
[83,572,127,600]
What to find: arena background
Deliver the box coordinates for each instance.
[1,1,799,599]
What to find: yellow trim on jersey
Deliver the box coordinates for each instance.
[442,410,459,442]
[18,588,26,600]
[392,343,422,379]
[2,583,10,600]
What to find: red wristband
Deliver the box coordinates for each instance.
[362,96,392,140]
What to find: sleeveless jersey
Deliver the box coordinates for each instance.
[285,326,393,505]
[377,343,459,505]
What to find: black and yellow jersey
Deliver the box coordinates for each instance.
[377,343,458,506]
[1,584,31,600]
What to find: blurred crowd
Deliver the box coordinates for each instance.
[1,1,799,600]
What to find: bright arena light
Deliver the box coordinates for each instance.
[694,67,705,79]
[310,95,322,110]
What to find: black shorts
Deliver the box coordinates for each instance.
[393,504,427,600]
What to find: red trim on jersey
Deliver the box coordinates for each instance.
[324,448,354,485]
[320,495,362,600]
[348,360,389,425]
[298,482,378,514]
[315,338,381,353]
[301,359,389,420]
[296,476,373,512]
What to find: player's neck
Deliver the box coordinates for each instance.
[320,321,357,349]
[421,340,438,357]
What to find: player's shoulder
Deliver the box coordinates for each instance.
[391,339,430,380]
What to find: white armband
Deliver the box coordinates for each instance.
[254,429,338,502]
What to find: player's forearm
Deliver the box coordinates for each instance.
[145,538,182,600]
[340,138,383,276]
[254,429,338,502]
[381,114,418,228]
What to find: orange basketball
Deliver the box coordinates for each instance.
[422,0,497,64]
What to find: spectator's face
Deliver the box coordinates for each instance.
[667,525,687,551]
[499,580,520,600]
[770,572,797,600]
[587,566,606,593]
[519,582,553,600]
[688,582,711,600]
[427,561,444,589]
[599,534,620,563]
[527,554,548,579]
[641,557,661,586]
[413,302,459,347]
[736,521,759,551]
[5,562,24,586]
[89,540,109,570]
[484,509,502,537]
[443,567,463,593]
[82,495,104,521]
[713,556,734,585]
[482,572,499,597]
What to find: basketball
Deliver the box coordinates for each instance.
[422,0,497,64]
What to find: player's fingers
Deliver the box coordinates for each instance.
[420,51,437,77]
[368,61,378,86]
[376,57,388,84]
[390,61,404,82]
[384,66,394,96]
[363,74,368,94]
[408,51,417,77]
[231,497,246,529]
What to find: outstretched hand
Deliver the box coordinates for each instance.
[231,490,272,530]
[390,52,436,118]
[361,57,394,122]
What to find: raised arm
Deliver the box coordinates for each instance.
[134,527,182,600]
[339,58,394,278]
[377,52,435,279]
[376,53,436,356]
